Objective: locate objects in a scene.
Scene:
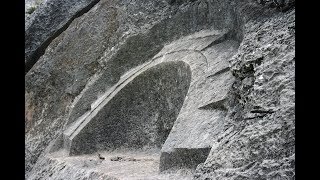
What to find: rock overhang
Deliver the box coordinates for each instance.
[45,29,241,176]
[63,60,192,155]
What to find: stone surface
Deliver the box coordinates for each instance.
[194,7,295,180]
[25,0,295,179]
[66,61,192,155]
[25,0,46,17]
[28,150,197,180]
[25,0,170,174]
[25,0,100,73]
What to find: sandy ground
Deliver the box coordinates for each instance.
[48,149,194,180]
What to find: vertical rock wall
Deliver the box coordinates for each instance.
[25,0,295,179]
[195,7,295,180]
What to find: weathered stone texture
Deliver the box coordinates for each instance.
[25,0,295,179]
[25,0,170,174]
[25,0,101,73]
[67,61,192,155]
[194,8,295,180]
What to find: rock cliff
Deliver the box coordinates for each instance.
[25,0,295,179]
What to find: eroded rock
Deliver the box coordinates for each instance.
[25,0,295,179]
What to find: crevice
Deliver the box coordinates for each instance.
[250,109,274,114]
[244,114,268,120]
[244,110,275,120]
[206,67,231,78]
[198,99,227,111]
[201,30,234,52]
[25,0,101,75]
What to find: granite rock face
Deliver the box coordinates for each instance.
[25,0,46,19]
[25,0,295,179]
[25,0,100,73]
[194,8,295,180]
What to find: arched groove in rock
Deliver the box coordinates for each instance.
[67,61,192,155]
[66,48,207,128]
[65,0,242,127]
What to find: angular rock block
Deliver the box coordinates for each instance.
[159,148,211,172]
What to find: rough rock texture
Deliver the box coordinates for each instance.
[26,155,117,180]
[25,0,100,73]
[194,8,295,180]
[66,61,192,155]
[25,0,46,19]
[25,0,170,173]
[25,0,295,179]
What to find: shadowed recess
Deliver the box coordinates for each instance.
[68,61,192,155]
[160,148,211,172]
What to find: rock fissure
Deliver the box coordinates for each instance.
[25,0,101,74]
[207,67,231,78]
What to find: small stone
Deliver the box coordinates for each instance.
[110,156,123,161]
[97,153,105,160]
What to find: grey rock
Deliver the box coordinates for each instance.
[194,7,295,180]
[25,0,46,21]
[27,156,117,180]
[65,61,191,156]
[25,0,100,73]
[110,156,123,161]
[25,0,170,174]
[25,0,294,179]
